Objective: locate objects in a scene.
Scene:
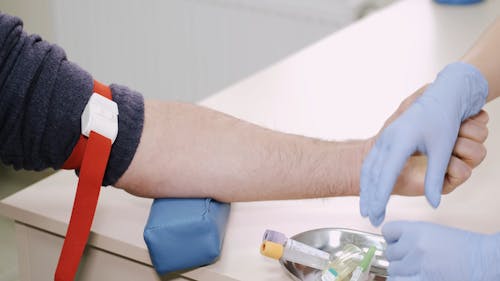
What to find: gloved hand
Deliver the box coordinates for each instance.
[360,62,488,226]
[382,221,500,281]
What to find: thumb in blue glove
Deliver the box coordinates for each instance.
[382,221,500,281]
[359,62,488,226]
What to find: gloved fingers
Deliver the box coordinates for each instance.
[387,254,420,277]
[424,142,454,208]
[386,275,421,281]
[442,156,471,195]
[458,114,489,143]
[382,221,412,244]
[452,137,487,168]
[381,87,426,129]
[384,236,413,261]
[369,209,386,228]
[366,143,388,222]
[369,143,414,226]
[361,139,387,218]
[360,145,380,217]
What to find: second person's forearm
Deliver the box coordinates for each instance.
[462,17,500,102]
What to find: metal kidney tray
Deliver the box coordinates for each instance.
[280,228,388,281]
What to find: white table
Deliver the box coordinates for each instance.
[2,0,500,280]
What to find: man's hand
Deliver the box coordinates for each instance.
[360,63,489,226]
[371,86,489,197]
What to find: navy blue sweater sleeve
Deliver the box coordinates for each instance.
[0,13,144,186]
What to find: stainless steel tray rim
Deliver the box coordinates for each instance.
[279,227,388,281]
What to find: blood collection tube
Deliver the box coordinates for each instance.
[350,246,376,281]
[261,229,364,281]
[261,229,331,269]
[320,244,362,281]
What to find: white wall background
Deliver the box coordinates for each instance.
[0,0,394,102]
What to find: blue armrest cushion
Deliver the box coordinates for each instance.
[143,198,230,275]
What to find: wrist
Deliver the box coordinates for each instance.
[435,62,488,120]
[337,138,374,196]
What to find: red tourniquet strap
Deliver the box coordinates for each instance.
[62,135,87,170]
[55,80,113,281]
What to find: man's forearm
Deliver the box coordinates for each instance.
[462,17,500,102]
[115,100,368,201]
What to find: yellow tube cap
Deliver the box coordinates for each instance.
[260,241,284,260]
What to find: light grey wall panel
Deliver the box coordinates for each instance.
[0,0,394,101]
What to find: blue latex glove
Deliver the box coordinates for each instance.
[360,62,488,226]
[382,221,500,281]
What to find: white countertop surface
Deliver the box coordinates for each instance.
[2,0,500,280]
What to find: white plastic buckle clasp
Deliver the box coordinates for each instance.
[81,93,119,143]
